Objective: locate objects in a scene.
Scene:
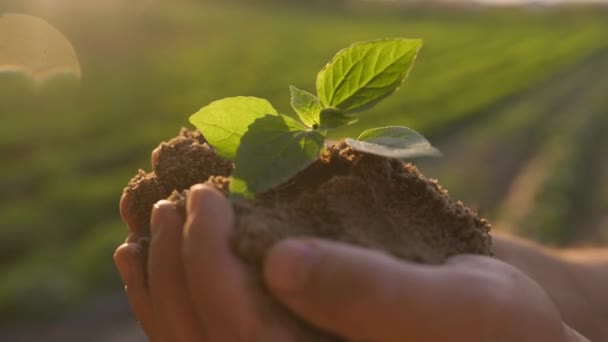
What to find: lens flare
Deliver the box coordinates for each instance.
[0,13,81,86]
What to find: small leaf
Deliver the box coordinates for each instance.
[289,86,323,127]
[189,96,278,159]
[230,114,325,198]
[346,126,441,160]
[316,38,422,113]
[319,107,358,129]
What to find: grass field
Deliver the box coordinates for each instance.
[1,1,608,327]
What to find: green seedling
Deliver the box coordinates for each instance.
[190,38,440,199]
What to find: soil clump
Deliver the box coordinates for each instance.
[122,128,492,340]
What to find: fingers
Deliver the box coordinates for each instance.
[114,243,159,340]
[182,185,246,332]
[148,200,206,341]
[264,239,500,341]
[119,192,133,228]
[120,145,161,237]
[181,184,264,340]
[264,239,569,342]
[264,238,447,341]
[119,192,142,239]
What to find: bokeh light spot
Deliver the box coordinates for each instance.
[0,13,81,86]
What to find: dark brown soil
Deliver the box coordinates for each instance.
[122,129,233,235]
[123,128,492,341]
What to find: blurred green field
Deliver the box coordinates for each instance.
[1,1,608,327]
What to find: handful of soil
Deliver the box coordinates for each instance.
[122,128,492,340]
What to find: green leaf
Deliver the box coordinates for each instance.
[345,126,441,160]
[316,38,422,113]
[289,86,323,127]
[230,114,325,198]
[189,96,278,159]
[319,107,358,129]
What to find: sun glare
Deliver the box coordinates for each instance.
[0,13,81,86]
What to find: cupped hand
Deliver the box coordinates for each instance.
[264,239,580,342]
[116,184,583,342]
[115,185,303,341]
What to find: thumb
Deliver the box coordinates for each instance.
[263,238,451,341]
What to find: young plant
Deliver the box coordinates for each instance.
[189,38,440,199]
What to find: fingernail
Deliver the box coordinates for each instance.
[187,184,208,215]
[115,244,140,285]
[265,239,320,293]
[114,245,129,280]
[150,200,173,236]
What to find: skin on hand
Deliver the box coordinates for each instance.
[493,232,607,341]
[116,184,589,342]
[264,239,571,342]
[116,184,302,342]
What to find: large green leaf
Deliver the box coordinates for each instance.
[346,126,441,160]
[289,85,323,128]
[316,38,422,113]
[230,114,325,198]
[189,96,278,159]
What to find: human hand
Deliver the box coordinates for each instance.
[264,238,584,342]
[115,184,312,341]
[116,184,583,342]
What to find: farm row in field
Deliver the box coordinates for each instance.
[493,66,608,245]
[417,48,608,214]
[576,103,608,245]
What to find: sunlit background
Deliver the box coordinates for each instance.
[1,0,607,340]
